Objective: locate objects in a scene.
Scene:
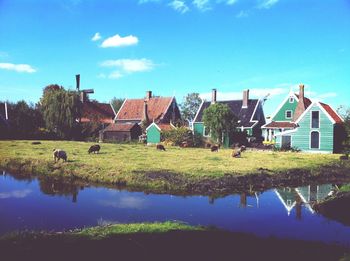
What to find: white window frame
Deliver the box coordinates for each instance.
[310,130,320,149]
[285,110,293,119]
[203,126,210,137]
[310,110,320,129]
[289,97,294,103]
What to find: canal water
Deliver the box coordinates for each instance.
[1,171,350,245]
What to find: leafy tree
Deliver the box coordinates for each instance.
[339,106,350,154]
[4,100,44,139]
[41,87,81,139]
[111,97,125,114]
[180,93,202,123]
[202,103,238,144]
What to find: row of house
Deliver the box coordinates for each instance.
[91,83,344,153]
[3,74,343,153]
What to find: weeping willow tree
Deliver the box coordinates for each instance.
[41,87,81,139]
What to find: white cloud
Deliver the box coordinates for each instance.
[100,58,155,79]
[193,0,212,11]
[101,34,138,48]
[98,196,148,209]
[200,87,287,101]
[257,0,279,9]
[225,0,238,5]
[0,189,32,199]
[169,1,190,13]
[236,10,249,18]
[0,63,36,73]
[316,92,337,99]
[138,0,161,3]
[91,32,101,41]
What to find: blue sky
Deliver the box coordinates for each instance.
[0,0,349,116]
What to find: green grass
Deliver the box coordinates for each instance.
[1,221,201,241]
[340,184,350,193]
[0,140,348,192]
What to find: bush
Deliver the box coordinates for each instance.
[162,127,192,146]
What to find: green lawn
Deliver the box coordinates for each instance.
[0,140,347,192]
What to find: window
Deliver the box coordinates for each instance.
[311,111,320,128]
[285,110,293,119]
[289,97,294,103]
[310,131,320,149]
[203,126,210,137]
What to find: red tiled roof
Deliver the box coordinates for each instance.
[116,97,173,121]
[157,123,175,131]
[320,102,343,124]
[81,101,115,123]
[295,94,312,108]
[264,121,296,129]
[103,123,137,132]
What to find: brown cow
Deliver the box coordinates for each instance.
[156,144,166,151]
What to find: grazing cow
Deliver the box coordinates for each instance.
[31,141,41,145]
[53,149,67,162]
[340,154,349,160]
[232,149,241,158]
[156,144,166,151]
[88,144,101,154]
[211,145,219,152]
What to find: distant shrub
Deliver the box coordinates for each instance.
[162,127,192,146]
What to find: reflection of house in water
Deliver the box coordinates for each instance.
[275,184,335,217]
[208,192,261,208]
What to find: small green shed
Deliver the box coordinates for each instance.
[146,122,175,144]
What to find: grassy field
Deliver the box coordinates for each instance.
[0,140,349,193]
[0,221,348,261]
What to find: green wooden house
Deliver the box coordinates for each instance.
[146,122,175,144]
[262,84,344,153]
[192,89,266,147]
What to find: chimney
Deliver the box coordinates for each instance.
[146,91,152,100]
[76,74,80,91]
[211,89,217,104]
[293,84,306,121]
[4,102,8,120]
[242,89,249,108]
[143,100,149,123]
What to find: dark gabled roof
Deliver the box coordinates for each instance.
[194,99,259,128]
[263,121,297,129]
[81,101,115,123]
[116,97,173,122]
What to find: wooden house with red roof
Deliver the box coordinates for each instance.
[100,91,181,142]
[262,84,344,153]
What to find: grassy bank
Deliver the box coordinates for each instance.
[0,222,348,261]
[1,140,350,194]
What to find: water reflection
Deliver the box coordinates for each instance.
[275,184,335,218]
[1,171,350,245]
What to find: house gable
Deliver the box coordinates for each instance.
[271,93,299,122]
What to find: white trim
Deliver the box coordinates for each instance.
[162,96,175,121]
[146,122,161,132]
[274,189,296,215]
[193,98,205,123]
[203,126,210,137]
[310,130,321,150]
[269,93,299,121]
[274,128,298,136]
[4,102,8,120]
[114,98,127,121]
[285,110,293,119]
[289,97,295,103]
[295,101,336,125]
[109,102,117,118]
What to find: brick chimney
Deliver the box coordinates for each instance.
[143,100,149,123]
[76,74,80,91]
[211,89,217,104]
[293,84,306,122]
[242,89,249,108]
[146,91,152,100]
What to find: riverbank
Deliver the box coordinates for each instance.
[313,185,350,226]
[0,222,348,261]
[1,140,350,195]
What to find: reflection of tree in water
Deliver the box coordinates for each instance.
[38,177,83,203]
